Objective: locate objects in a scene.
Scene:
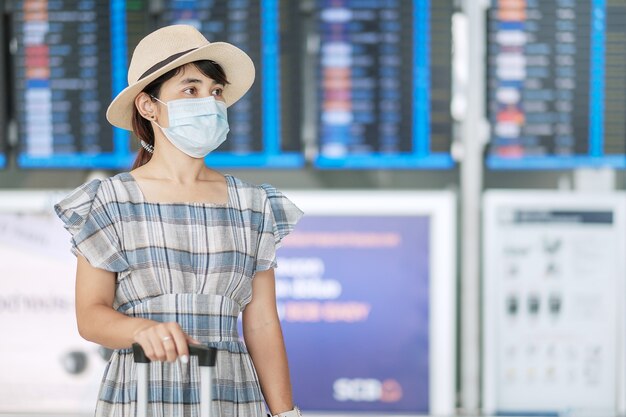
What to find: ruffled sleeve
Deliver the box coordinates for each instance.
[254,184,304,273]
[54,179,129,273]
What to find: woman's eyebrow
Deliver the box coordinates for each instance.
[178,78,202,85]
[178,78,222,86]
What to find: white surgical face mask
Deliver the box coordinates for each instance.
[152,95,229,158]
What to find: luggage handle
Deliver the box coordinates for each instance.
[132,343,217,417]
[132,342,217,366]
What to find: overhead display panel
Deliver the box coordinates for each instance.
[487,0,626,169]
[12,0,138,169]
[314,0,455,169]
[13,0,112,167]
[110,0,153,160]
[12,0,302,169]
[159,0,304,168]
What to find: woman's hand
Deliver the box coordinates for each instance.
[75,255,203,357]
[133,321,202,363]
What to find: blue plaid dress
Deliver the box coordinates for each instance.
[54,172,303,417]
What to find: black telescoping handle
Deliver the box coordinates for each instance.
[132,343,217,367]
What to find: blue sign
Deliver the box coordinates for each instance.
[277,214,431,412]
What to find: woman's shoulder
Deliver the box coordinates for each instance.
[55,173,134,212]
[227,174,303,219]
[227,175,282,204]
[226,174,260,190]
[54,176,114,232]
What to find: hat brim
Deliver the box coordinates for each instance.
[106,42,255,131]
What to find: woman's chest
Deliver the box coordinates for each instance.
[114,203,257,261]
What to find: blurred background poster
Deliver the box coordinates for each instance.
[279,215,430,411]
[0,193,107,413]
[483,192,626,416]
[277,191,456,414]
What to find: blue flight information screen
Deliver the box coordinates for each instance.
[12,0,135,169]
[315,0,454,169]
[487,0,626,170]
[12,0,303,169]
[156,0,304,168]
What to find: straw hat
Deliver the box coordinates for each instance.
[106,25,255,130]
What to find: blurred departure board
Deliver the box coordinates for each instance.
[315,0,454,169]
[11,0,302,169]
[159,0,304,167]
[487,0,626,169]
[11,0,134,168]
[13,0,110,166]
[110,0,152,158]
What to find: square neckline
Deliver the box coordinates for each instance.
[119,172,233,207]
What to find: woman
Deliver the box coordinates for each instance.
[54,25,303,417]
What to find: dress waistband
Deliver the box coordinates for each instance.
[122,293,241,342]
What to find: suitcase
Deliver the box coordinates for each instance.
[132,343,218,417]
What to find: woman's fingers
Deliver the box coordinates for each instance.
[168,322,190,364]
[147,327,168,361]
[157,327,178,362]
[134,329,164,362]
[134,322,196,362]
[136,336,159,362]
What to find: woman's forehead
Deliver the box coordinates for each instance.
[171,63,217,83]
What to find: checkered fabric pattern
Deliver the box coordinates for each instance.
[54,172,303,417]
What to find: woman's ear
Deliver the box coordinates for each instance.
[135,92,157,121]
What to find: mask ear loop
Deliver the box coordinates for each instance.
[148,95,167,131]
[150,95,166,105]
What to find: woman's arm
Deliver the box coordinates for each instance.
[243,268,295,415]
[75,255,197,362]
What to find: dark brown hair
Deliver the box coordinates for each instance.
[131,60,229,169]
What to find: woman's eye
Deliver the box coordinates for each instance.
[183,87,196,95]
[212,88,223,97]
